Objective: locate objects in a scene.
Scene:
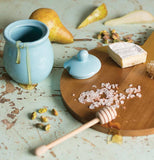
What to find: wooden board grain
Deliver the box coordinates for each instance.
[60,32,154,136]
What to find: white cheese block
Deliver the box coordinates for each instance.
[108,42,147,68]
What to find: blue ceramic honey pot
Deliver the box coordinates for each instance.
[3,19,54,84]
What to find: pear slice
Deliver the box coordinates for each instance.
[104,10,154,26]
[77,3,107,29]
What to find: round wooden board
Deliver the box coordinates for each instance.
[60,33,154,136]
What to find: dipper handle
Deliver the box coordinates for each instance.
[35,106,117,156]
[35,117,100,156]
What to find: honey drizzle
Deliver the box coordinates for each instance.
[16,41,22,64]
[26,46,32,85]
[16,41,32,85]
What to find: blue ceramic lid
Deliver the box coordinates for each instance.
[64,50,101,79]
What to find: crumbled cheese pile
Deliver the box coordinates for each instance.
[78,83,141,110]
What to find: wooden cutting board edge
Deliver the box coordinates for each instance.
[60,32,154,136]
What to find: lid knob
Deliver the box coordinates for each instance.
[64,50,101,79]
[77,50,88,62]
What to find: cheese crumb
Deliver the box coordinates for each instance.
[146,60,154,79]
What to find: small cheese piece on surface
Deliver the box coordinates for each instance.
[146,60,154,79]
[108,42,147,68]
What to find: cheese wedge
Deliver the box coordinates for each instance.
[108,42,147,68]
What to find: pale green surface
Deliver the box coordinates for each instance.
[0,0,154,160]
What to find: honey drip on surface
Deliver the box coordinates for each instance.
[108,122,121,130]
[102,122,121,130]
[107,134,123,144]
[18,83,37,90]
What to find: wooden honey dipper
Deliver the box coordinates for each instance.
[35,106,117,156]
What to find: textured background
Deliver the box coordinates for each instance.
[0,0,154,160]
